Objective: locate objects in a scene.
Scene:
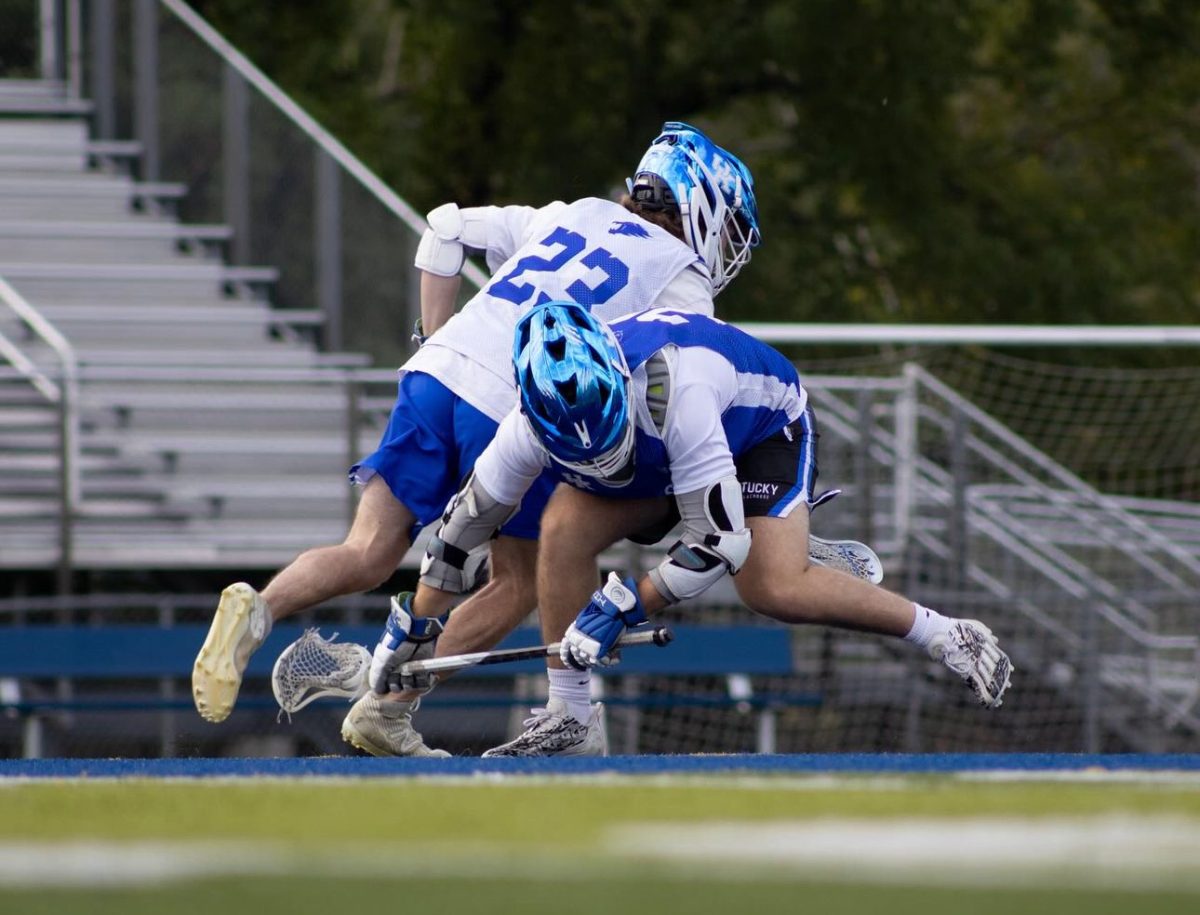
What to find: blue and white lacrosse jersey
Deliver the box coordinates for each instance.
[405,197,710,421]
[475,309,808,504]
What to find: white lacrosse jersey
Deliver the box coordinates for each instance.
[404,197,709,420]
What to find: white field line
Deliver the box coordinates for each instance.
[0,843,288,886]
[3,816,1200,892]
[610,815,1200,892]
[956,769,1200,785]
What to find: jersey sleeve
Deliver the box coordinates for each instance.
[467,201,570,273]
[661,347,740,494]
[473,408,551,505]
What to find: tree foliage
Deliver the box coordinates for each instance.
[190,0,1199,328]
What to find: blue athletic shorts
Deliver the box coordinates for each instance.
[349,371,554,540]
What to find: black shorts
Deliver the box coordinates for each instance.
[737,405,819,518]
[629,405,819,544]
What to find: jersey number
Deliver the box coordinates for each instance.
[487,226,630,308]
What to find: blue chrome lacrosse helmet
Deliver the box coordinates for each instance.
[628,121,761,294]
[513,301,635,482]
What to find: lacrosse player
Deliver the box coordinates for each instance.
[192,122,761,756]
[393,302,1014,757]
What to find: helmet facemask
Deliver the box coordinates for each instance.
[628,123,761,295]
[549,394,636,486]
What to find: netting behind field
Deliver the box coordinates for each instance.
[934,349,1200,502]
[595,348,1200,755]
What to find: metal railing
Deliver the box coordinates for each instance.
[25,0,485,369]
[0,276,79,592]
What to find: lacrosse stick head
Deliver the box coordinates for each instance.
[271,629,371,715]
[808,535,885,585]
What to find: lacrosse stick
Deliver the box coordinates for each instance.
[272,626,673,716]
[809,534,884,584]
[400,625,672,677]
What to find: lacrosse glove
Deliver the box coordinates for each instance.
[369,592,445,694]
[560,572,648,671]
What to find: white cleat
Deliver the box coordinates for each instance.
[928,619,1013,709]
[481,696,608,758]
[341,692,450,758]
[192,582,272,723]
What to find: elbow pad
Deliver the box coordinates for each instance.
[649,528,752,603]
[414,203,466,276]
[414,203,491,277]
[419,472,517,592]
[647,476,751,603]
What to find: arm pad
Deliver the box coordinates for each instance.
[419,472,517,592]
[649,529,752,603]
[413,203,492,277]
[647,476,751,603]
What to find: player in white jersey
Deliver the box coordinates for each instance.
[190,122,762,756]
[387,303,1013,756]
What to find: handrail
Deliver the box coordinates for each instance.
[0,276,79,591]
[0,329,58,402]
[910,364,1200,580]
[157,0,488,291]
[737,322,1200,346]
[76,364,401,385]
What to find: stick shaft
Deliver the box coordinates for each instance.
[399,626,672,676]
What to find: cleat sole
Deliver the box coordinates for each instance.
[192,583,259,723]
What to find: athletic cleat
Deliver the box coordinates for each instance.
[193,582,272,723]
[481,696,608,758]
[928,619,1013,709]
[341,692,450,758]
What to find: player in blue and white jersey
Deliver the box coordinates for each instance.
[399,303,1013,757]
[191,122,761,756]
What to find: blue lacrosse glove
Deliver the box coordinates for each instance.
[560,572,648,671]
[369,592,445,694]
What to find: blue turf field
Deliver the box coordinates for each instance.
[3,752,1200,778]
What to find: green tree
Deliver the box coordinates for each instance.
[189,0,1200,331]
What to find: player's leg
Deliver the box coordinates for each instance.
[736,512,1011,706]
[195,372,453,725]
[343,385,546,756]
[733,410,1012,707]
[483,487,672,758]
[262,477,416,617]
[340,534,539,758]
[736,509,915,634]
[193,477,416,724]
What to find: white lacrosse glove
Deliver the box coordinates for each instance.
[560,572,648,671]
[928,619,1014,709]
[368,592,445,694]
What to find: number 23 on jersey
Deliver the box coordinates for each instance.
[486,226,630,308]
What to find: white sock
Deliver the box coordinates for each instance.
[548,667,593,724]
[904,603,952,649]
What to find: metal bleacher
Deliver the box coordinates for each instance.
[0,78,397,571]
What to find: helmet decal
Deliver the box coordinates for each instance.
[513,302,635,482]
